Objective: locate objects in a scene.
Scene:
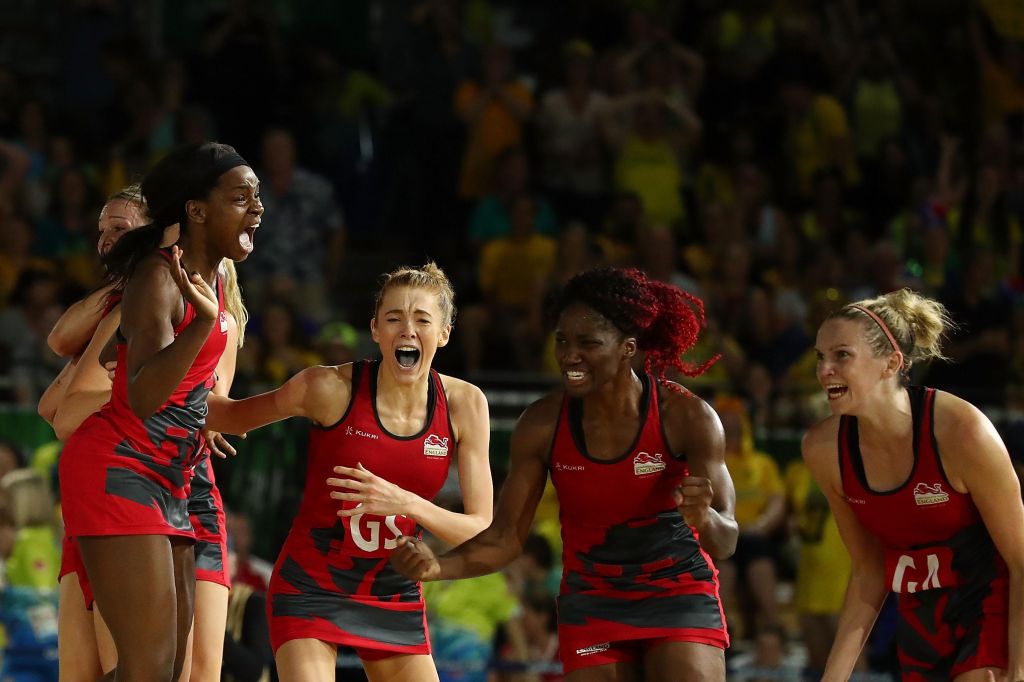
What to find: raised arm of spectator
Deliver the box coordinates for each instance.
[934,134,967,208]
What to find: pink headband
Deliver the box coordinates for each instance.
[849,305,904,368]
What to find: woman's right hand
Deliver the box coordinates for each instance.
[169,246,219,322]
[390,536,441,582]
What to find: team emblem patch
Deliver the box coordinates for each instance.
[219,311,228,333]
[633,451,665,476]
[423,434,449,457]
[913,482,949,506]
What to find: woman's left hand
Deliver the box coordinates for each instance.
[329,464,417,517]
[202,428,242,459]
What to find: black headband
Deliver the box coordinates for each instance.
[199,152,249,191]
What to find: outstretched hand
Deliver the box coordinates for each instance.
[673,476,714,529]
[390,536,441,582]
[328,463,416,518]
[169,246,218,322]
[201,427,244,459]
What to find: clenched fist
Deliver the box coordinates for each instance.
[390,536,442,582]
[673,476,714,529]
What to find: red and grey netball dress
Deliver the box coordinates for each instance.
[839,386,1008,680]
[549,373,728,675]
[60,251,227,541]
[189,452,230,588]
[267,359,454,657]
[60,455,229,607]
[57,292,125,605]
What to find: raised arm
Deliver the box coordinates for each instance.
[37,360,77,425]
[206,363,350,436]
[802,418,887,682]
[51,307,122,440]
[939,394,1024,681]
[391,395,559,581]
[121,250,218,419]
[47,285,115,357]
[665,390,738,559]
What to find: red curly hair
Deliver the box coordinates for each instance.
[555,267,718,388]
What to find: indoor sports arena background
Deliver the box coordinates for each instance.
[0,0,1022,679]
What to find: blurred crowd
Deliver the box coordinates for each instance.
[1,0,1024,679]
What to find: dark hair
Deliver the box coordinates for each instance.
[554,267,717,387]
[102,141,247,293]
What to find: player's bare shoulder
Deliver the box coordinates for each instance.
[437,373,489,441]
[510,391,564,462]
[299,362,355,425]
[801,414,841,477]
[658,380,723,457]
[658,380,714,424]
[438,373,487,412]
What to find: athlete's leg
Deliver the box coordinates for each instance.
[175,617,194,682]
[362,654,440,682]
[93,606,116,673]
[171,537,197,682]
[79,535,179,681]
[644,641,726,682]
[564,662,641,682]
[187,581,228,681]
[275,638,337,682]
[57,574,103,682]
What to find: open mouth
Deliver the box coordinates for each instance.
[239,224,258,252]
[564,370,587,384]
[396,346,421,368]
[825,384,848,400]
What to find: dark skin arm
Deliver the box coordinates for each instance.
[122,248,218,419]
[662,386,738,560]
[390,394,560,581]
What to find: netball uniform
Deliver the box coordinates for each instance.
[59,251,227,541]
[839,386,1008,680]
[59,455,230,607]
[267,360,454,658]
[549,373,728,675]
[189,453,230,588]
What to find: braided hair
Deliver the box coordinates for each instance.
[555,267,717,388]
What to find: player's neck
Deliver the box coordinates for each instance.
[583,370,642,419]
[376,366,429,412]
[175,233,220,285]
[856,386,912,442]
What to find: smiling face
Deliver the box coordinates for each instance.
[815,317,901,415]
[97,198,146,255]
[371,285,451,383]
[190,165,263,262]
[554,302,635,397]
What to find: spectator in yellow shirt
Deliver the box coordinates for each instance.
[715,397,786,641]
